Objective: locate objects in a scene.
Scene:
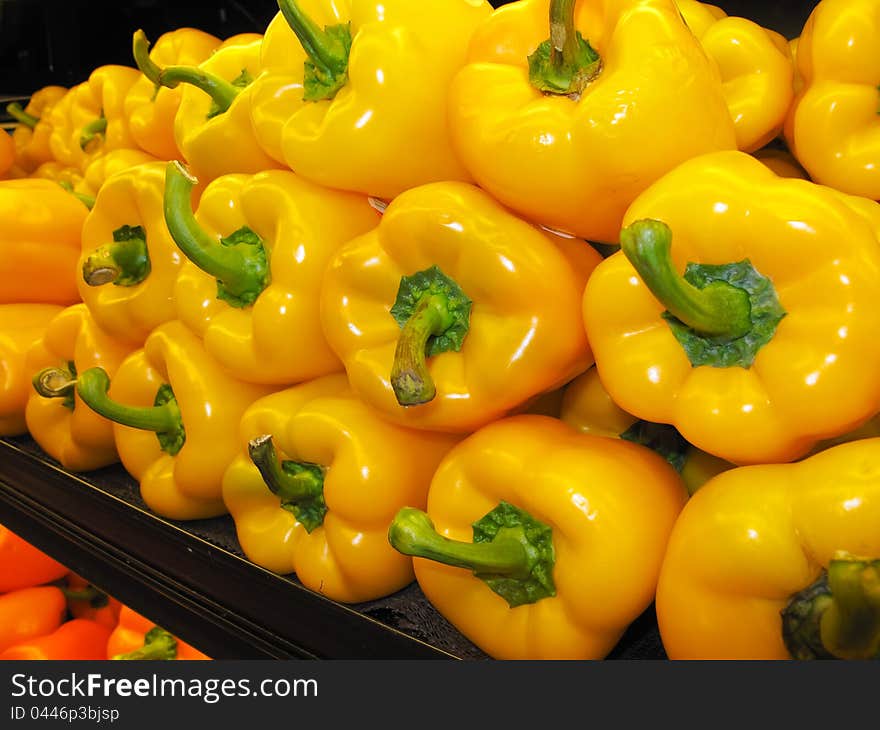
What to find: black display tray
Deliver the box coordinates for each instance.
[0,435,665,660]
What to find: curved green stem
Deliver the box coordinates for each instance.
[112,627,178,661]
[277,0,352,101]
[621,219,752,339]
[248,435,327,533]
[76,367,186,455]
[388,503,557,608]
[163,161,268,308]
[33,365,76,401]
[133,29,241,115]
[79,116,107,151]
[528,0,601,96]
[6,102,39,129]
[82,226,150,287]
[390,295,453,406]
[57,180,95,210]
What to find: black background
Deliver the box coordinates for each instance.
[0,0,818,95]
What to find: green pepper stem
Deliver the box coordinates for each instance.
[79,116,107,151]
[60,586,108,608]
[248,435,324,503]
[133,29,240,115]
[82,232,149,287]
[621,219,752,339]
[528,0,601,96]
[390,295,454,407]
[163,161,267,307]
[277,0,345,73]
[551,0,580,68]
[6,102,39,128]
[112,627,178,661]
[32,366,76,400]
[76,368,179,434]
[388,507,530,576]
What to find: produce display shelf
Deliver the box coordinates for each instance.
[0,435,666,660]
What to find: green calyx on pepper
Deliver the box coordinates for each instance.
[621,218,786,368]
[75,367,186,456]
[112,627,179,661]
[163,160,269,309]
[388,502,556,608]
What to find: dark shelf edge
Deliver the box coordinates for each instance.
[0,438,458,660]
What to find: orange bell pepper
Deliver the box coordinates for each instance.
[0,524,69,593]
[0,178,88,305]
[108,606,210,660]
[0,619,112,660]
[0,131,15,178]
[62,574,122,629]
[0,586,67,653]
[0,304,63,436]
[26,303,135,472]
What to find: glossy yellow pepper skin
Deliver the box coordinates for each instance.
[388,415,687,659]
[73,148,158,199]
[165,162,379,386]
[77,161,184,347]
[584,150,880,466]
[784,0,880,199]
[447,0,736,244]
[30,161,85,191]
[75,321,275,520]
[25,304,135,471]
[320,181,601,433]
[47,66,141,172]
[124,28,222,161]
[167,34,282,183]
[6,86,67,173]
[0,305,63,436]
[560,367,731,495]
[676,0,794,153]
[657,438,880,660]
[222,374,460,602]
[256,0,491,200]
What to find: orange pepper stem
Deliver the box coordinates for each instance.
[133,30,241,115]
[32,363,77,410]
[164,161,268,309]
[112,626,178,661]
[76,367,186,456]
[82,225,150,287]
[390,294,452,406]
[79,116,107,151]
[248,435,327,533]
[620,219,752,339]
[277,0,352,101]
[528,0,601,96]
[783,553,880,660]
[6,102,39,129]
[388,504,557,608]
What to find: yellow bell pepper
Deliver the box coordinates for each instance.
[0,304,64,436]
[657,437,880,660]
[0,178,89,305]
[47,65,142,172]
[752,145,809,179]
[784,0,880,199]
[675,0,794,153]
[73,321,275,520]
[163,161,378,385]
[132,31,280,183]
[30,161,85,191]
[124,27,222,160]
[447,0,736,244]
[320,181,601,433]
[583,150,880,466]
[77,161,184,347]
[74,148,158,199]
[5,86,68,173]
[560,366,731,494]
[222,373,460,602]
[251,0,491,200]
[25,304,135,471]
[388,414,687,659]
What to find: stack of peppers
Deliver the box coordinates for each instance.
[0,523,207,660]
[2,0,880,661]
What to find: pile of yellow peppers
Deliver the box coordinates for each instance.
[2,0,879,661]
